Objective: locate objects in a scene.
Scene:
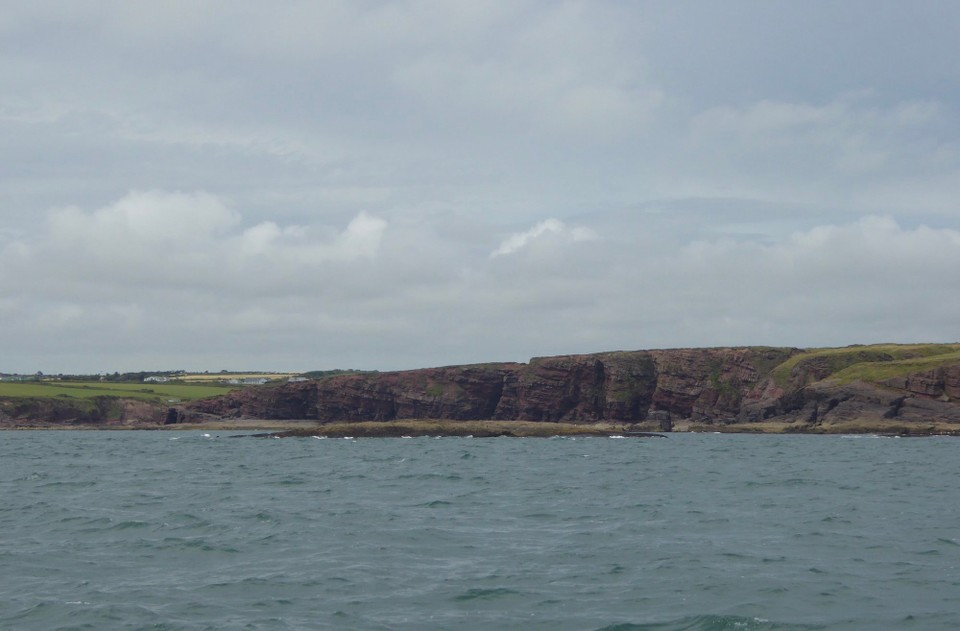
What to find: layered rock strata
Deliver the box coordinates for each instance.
[187,346,960,431]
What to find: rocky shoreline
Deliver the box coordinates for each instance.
[4,417,960,436]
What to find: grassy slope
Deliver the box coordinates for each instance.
[829,349,960,384]
[770,343,960,387]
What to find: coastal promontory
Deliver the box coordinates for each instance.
[184,344,960,434]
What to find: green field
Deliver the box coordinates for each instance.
[0,381,236,402]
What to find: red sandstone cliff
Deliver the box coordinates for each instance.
[187,347,802,427]
[185,344,960,431]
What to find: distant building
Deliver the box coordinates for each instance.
[144,376,170,383]
[287,376,308,382]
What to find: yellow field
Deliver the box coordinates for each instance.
[178,373,299,383]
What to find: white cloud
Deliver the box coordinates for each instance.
[490,219,598,257]
[236,212,386,265]
[49,190,239,245]
[240,221,284,256]
[3,188,960,372]
[1,191,389,298]
[334,212,389,260]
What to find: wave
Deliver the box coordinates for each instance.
[595,615,825,631]
[453,587,522,602]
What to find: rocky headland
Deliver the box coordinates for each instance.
[5,344,960,434]
[184,344,960,435]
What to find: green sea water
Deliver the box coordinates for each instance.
[1,431,959,630]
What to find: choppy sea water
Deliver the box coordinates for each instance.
[2,431,959,630]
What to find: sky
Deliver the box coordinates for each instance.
[2,1,960,374]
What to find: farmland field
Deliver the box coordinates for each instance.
[0,381,236,402]
[178,373,296,383]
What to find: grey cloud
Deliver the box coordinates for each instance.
[2,2,959,372]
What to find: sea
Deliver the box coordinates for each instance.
[1,431,959,631]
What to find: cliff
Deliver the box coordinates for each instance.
[6,344,960,433]
[184,344,960,433]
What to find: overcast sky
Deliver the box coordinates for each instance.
[2,1,959,373]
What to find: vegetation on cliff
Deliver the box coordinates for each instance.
[770,344,960,387]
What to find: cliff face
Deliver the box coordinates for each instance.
[187,347,803,426]
[186,344,960,431]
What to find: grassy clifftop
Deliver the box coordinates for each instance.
[770,343,960,387]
